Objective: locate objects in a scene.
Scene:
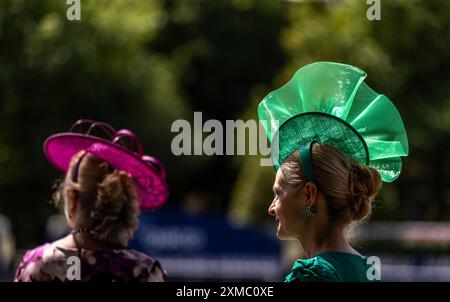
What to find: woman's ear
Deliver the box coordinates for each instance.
[304,182,318,206]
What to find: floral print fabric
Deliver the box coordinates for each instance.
[15,243,166,282]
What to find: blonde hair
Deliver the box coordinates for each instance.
[281,143,382,228]
[54,151,140,248]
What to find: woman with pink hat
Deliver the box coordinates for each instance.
[15,120,169,282]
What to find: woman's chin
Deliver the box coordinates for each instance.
[276,230,289,240]
[276,229,296,240]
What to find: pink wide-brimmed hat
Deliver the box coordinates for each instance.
[44,119,169,211]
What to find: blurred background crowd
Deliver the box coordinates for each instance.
[1,0,450,281]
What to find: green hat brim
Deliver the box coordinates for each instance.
[271,112,369,170]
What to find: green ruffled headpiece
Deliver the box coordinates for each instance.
[258,62,409,183]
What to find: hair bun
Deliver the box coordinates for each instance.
[348,162,382,221]
[97,170,132,208]
[92,170,139,247]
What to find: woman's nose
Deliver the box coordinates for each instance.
[268,200,276,216]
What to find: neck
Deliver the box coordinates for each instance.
[296,226,357,259]
[55,229,123,251]
[76,231,124,251]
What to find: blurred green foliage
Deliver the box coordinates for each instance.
[0,0,449,249]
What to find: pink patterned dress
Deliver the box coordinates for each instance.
[15,243,166,282]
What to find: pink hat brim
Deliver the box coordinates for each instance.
[44,133,168,211]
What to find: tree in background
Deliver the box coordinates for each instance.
[149,0,287,211]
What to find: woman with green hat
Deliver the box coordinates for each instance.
[259,62,409,282]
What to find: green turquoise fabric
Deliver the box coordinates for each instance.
[285,252,378,282]
[258,61,409,182]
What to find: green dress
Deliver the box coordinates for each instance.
[285,252,378,282]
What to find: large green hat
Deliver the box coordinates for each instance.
[258,62,409,183]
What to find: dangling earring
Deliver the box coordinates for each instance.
[305,205,315,217]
